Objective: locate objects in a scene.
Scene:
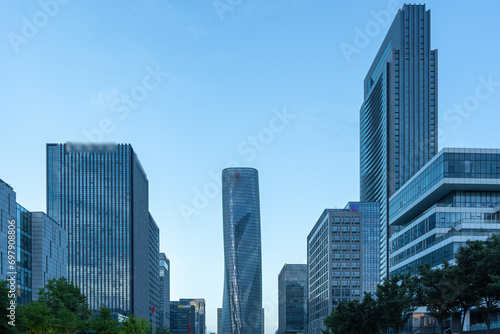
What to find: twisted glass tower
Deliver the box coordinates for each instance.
[221,168,262,334]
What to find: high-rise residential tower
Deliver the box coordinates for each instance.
[360,4,438,278]
[46,143,160,325]
[221,167,262,334]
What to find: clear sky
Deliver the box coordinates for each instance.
[1,0,500,332]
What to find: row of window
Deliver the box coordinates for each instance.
[332,226,360,233]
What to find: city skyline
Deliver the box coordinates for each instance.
[2,1,500,332]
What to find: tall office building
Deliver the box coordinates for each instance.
[46,143,160,324]
[307,202,380,334]
[360,4,438,278]
[0,178,67,304]
[278,264,307,334]
[159,253,171,328]
[221,167,263,334]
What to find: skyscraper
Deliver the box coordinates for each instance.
[360,4,438,278]
[221,167,262,334]
[278,264,307,334]
[46,143,160,324]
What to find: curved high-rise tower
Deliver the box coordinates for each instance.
[221,167,262,334]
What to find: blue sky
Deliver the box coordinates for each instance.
[1,0,500,332]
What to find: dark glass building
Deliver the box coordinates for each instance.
[360,4,438,278]
[307,202,380,334]
[179,299,206,334]
[0,178,67,304]
[46,143,160,324]
[221,167,262,334]
[170,301,195,334]
[278,264,307,334]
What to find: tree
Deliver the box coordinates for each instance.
[416,263,457,334]
[446,262,480,334]
[17,301,55,334]
[323,299,359,334]
[36,277,91,332]
[455,235,500,334]
[91,305,120,334]
[376,273,417,334]
[323,293,381,334]
[120,314,151,334]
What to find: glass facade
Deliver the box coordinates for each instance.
[360,4,438,279]
[388,148,500,276]
[278,264,307,334]
[390,149,500,223]
[0,179,67,305]
[17,204,32,305]
[46,143,159,323]
[179,299,206,334]
[170,301,195,334]
[221,167,262,334]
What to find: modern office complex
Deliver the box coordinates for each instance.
[387,148,500,332]
[171,301,196,334]
[388,148,500,275]
[159,253,171,328]
[360,4,438,278]
[0,178,67,304]
[179,299,206,334]
[307,202,380,334]
[221,167,263,334]
[46,143,160,324]
[278,264,307,334]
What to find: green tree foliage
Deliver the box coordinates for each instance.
[120,314,151,334]
[376,273,417,333]
[455,235,500,334]
[35,277,91,332]
[324,293,381,334]
[17,301,55,334]
[91,305,120,334]
[415,263,458,334]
